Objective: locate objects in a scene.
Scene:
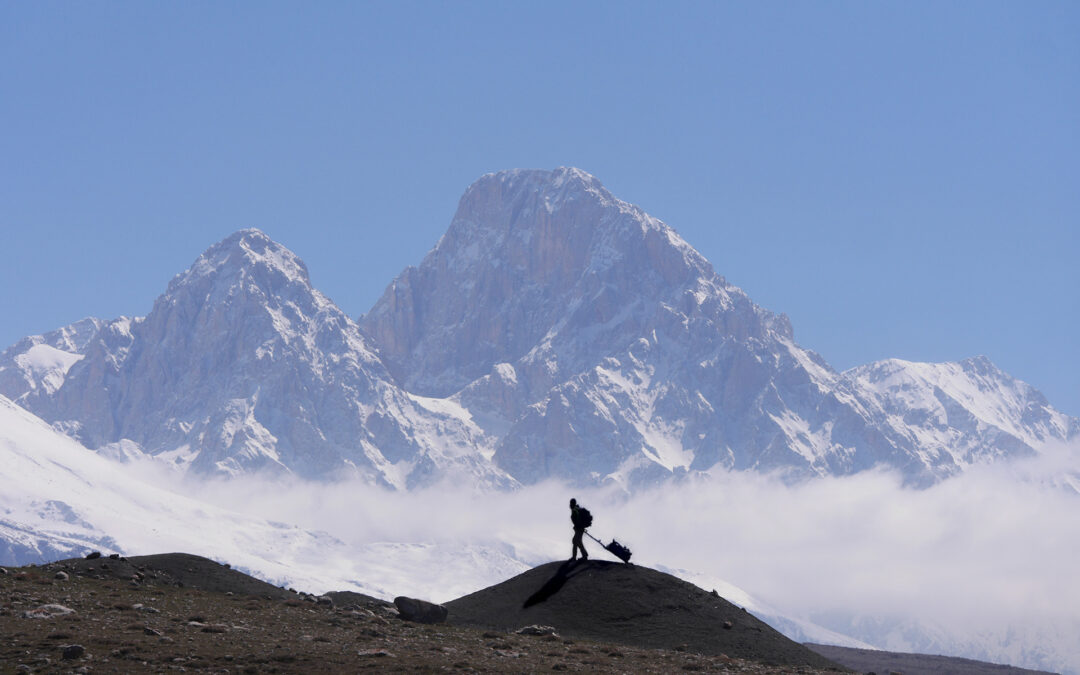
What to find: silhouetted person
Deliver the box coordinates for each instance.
[569,498,590,561]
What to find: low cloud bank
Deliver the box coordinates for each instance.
[132,443,1079,669]
[169,443,1080,626]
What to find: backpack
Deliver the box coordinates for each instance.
[573,506,593,529]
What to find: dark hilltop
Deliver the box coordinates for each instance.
[446,559,839,669]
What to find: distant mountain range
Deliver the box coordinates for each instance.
[2,168,1076,489]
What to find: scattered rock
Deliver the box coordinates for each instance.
[144,627,162,636]
[22,604,76,619]
[357,649,394,658]
[516,624,559,637]
[85,551,102,560]
[54,571,69,581]
[393,596,448,624]
[109,553,120,560]
[723,620,734,629]
[61,644,85,659]
[0,567,8,575]
[316,595,333,607]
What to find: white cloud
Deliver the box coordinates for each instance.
[115,441,1080,671]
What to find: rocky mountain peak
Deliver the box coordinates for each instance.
[162,228,313,307]
[362,167,736,396]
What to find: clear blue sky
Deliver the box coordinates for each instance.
[2,2,1077,416]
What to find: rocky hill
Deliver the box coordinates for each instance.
[446,558,839,669]
[1,553,845,673]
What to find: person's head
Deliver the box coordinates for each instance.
[569,498,577,508]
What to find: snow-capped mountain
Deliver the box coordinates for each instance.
[362,168,1077,487]
[0,317,104,402]
[2,230,511,488]
[1,169,1075,489]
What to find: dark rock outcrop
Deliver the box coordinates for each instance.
[394,596,448,624]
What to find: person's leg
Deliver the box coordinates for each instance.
[572,529,587,560]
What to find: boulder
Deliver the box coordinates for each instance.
[516,625,559,636]
[393,596,447,624]
[22,604,76,619]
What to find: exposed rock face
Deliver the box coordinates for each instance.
[363,168,1077,487]
[393,596,448,624]
[9,230,512,488]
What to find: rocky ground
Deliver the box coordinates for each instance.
[1,554,847,674]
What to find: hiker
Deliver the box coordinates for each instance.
[569,498,591,561]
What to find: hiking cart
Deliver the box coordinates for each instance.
[585,531,632,563]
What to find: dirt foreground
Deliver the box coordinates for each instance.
[2,554,846,673]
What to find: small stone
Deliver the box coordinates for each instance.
[723,620,733,629]
[62,644,85,659]
[316,596,333,607]
[357,649,393,658]
[22,604,76,619]
[0,567,8,575]
[109,553,120,559]
[516,625,559,637]
[144,627,162,636]
[85,551,101,560]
